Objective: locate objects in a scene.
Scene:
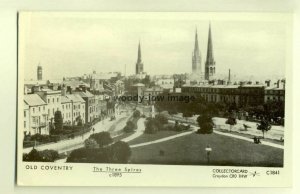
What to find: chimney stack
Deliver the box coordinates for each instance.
[228,69,231,85]
[265,80,271,87]
[281,79,286,89]
[31,85,40,93]
[67,86,72,94]
[276,80,280,88]
[61,85,66,96]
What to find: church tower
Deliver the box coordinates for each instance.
[205,24,216,80]
[192,29,202,74]
[37,64,42,80]
[135,41,144,74]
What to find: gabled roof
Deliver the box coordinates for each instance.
[75,91,94,98]
[66,94,86,103]
[24,102,29,110]
[24,94,46,106]
[61,96,72,104]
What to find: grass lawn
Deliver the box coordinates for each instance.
[128,130,191,145]
[129,133,283,167]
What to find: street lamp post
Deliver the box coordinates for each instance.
[205,145,212,164]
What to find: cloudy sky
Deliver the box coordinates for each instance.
[19,12,291,80]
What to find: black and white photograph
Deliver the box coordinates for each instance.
[17,12,292,187]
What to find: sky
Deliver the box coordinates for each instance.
[19,12,291,80]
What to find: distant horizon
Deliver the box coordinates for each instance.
[20,12,290,81]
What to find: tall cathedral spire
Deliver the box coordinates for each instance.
[137,41,142,63]
[136,41,144,74]
[205,23,216,80]
[192,28,202,74]
[206,24,214,63]
[194,29,200,55]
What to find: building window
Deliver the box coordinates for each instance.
[48,99,50,103]
[39,107,41,112]
[53,98,54,103]
[57,98,59,102]
[62,105,64,109]
[43,106,45,111]
[24,121,26,128]
[32,108,35,113]
[24,111,26,117]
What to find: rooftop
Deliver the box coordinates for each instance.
[63,80,89,89]
[61,96,71,104]
[24,80,48,86]
[75,90,94,98]
[24,94,46,106]
[132,83,145,87]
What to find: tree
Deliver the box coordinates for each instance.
[257,119,272,138]
[155,113,168,125]
[133,110,141,118]
[76,115,83,126]
[110,141,131,163]
[89,132,113,147]
[144,118,159,134]
[196,114,214,134]
[84,138,98,149]
[54,110,63,132]
[66,147,110,163]
[225,116,237,132]
[23,148,59,162]
[123,120,136,133]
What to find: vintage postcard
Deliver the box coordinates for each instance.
[17,12,292,187]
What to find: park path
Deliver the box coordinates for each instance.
[130,130,195,148]
[121,118,146,142]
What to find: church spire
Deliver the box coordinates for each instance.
[192,28,202,74]
[194,28,200,55]
[206,23,214,63]
[137,41,142,63]
[205,23,216,80]
[136,41,144,74]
